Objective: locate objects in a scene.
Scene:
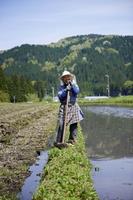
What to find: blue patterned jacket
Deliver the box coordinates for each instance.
[58,83,79,105]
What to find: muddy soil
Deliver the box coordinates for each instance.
[0,103,58,199]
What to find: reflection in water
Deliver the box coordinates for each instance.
[81,106,133,159]
[18,151,48,200]
[81,106,133,200]
[92,157,133,200]
[84,106,133,118]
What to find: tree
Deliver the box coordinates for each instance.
[123,80,133,95]
[0,67,7,91]
[7,75,34,102]
[34,80,45,101]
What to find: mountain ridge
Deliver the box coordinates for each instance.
[0,34,133,96]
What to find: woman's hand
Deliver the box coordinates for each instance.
[66,83,71,91]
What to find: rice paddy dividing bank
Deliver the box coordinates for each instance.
[79,95,133,107]
[33,128,99,200]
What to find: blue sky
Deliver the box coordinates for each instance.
[0,0,133,50]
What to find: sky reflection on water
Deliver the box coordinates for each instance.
[81,106,133,200]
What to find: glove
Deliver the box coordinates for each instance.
[71,79,76,85]
[66,84,71,91]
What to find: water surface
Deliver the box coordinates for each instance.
[81,106,133,200]
[18,151,48,200]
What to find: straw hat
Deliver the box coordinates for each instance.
[60,70,74,80]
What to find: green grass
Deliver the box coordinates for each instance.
[79,95,133,107]
[33,129,99,200]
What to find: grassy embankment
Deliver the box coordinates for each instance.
[78,95,133,107]
[33,127,99,200]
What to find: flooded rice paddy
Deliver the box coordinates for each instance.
[81,106,133,200]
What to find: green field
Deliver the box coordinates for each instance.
[78,95,133,107]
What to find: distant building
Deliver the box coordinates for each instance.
[84,96,109,101]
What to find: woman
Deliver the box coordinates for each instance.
[55,70,84,145]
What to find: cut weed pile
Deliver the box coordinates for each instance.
[33,129,99,200]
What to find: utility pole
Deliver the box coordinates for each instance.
[105,74,110,97]
[13,95,16,103]
[52,87,54,101]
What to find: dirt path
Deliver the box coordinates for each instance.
[0,103,58,199]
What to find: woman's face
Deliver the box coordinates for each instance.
[62,75,72,84]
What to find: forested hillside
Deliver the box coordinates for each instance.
[0,34,133,102]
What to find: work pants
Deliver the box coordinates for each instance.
[56,122,78,143]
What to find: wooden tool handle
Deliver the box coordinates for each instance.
[61,90,70,143]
